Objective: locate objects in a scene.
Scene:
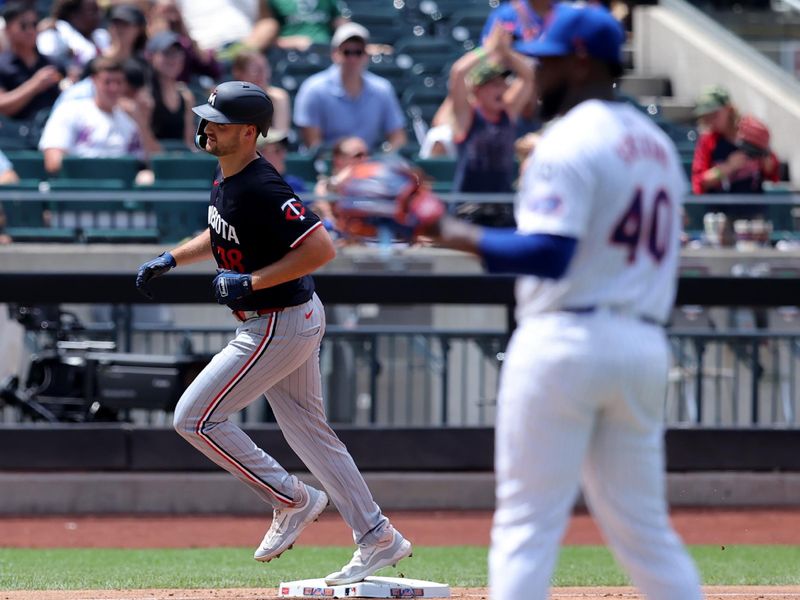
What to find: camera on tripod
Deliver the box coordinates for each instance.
[0,304,207,423]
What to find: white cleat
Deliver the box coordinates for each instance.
[324,526,413,585]
[254,482,328,562]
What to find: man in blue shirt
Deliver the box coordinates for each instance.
[293,22,406,152]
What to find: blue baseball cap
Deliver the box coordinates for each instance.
[517,3,625,73]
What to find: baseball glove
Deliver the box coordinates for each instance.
[332,157,445,242]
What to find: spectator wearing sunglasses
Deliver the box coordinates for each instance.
[0,2,63,120]
[293,23,405,152]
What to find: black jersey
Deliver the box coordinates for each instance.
[207,156,322,311]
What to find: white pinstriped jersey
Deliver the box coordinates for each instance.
[514,99,687,324]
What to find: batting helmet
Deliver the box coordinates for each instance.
[192,81,273,151]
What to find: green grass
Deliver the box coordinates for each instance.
[1,545,799,590]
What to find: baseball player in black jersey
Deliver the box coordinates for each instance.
[136,81,412,584]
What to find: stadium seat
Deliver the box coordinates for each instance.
[0,116,36,150]
[4,226,77,242]
[43,196,159,243]
[345,8,407,45]
[153,199,208,243]
[398,140,421,159]
[0,179,41,192]
[681,158,693,180]
[413,156,457,192]
[274,54,332,94]
[673,139,697,160]
[418,0,490,23]
[151,154,217,182]
[10,201,76,242]
[5,151,47,181]
[367,57,411,89]
[48,179,129,190]
[766,193,795,234]
[157,139,194,153]
[285,153,321,183]
[2,194,77,242]
[683,203,706,232]
[59,157,141,188]
[395,36,461,63]
[143,179,209,191]
[406,102,440,126]
[445,8,492,45]
[401,83,448,108]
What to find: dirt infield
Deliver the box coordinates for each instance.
[3,507,800,547]
[3,509,800,599]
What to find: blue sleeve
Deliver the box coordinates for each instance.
[478,230,577,279]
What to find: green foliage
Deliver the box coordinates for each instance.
[1,545,799,590]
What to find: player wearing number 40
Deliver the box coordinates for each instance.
[418,4,704,600]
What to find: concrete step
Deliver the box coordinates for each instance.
[618,74,672,98]
[638,97,698,125]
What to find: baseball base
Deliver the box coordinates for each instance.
[277,576,450,598]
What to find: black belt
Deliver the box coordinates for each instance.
[562,306,663,327]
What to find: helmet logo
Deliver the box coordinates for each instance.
[208,90,217,106]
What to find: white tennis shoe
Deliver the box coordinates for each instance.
[254,482,328,562]
[324,525,413,585]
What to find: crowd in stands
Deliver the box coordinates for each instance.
[0,0,789,247]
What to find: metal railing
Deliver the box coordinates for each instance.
[1,272,799,428]
[44,321,800,429]
[667,329,800,427]
[70,323,505,428]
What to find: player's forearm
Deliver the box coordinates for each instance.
[250,226,335,290]
[431,216,484,254]
[170,229,213,266]
[432,218,577,278]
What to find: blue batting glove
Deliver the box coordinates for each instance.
[135,252,176,299]
[212,269,253,304]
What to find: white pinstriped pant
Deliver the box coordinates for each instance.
[489,312,703,600]
[173,293,389,545]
